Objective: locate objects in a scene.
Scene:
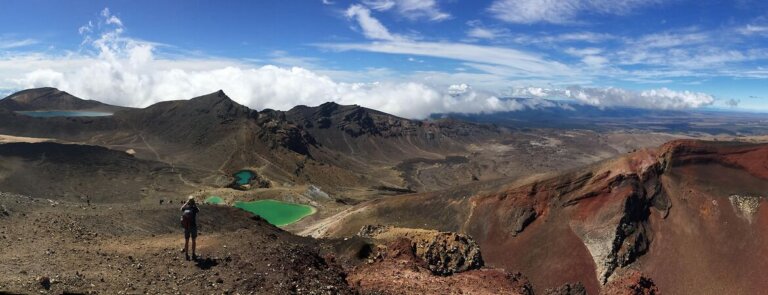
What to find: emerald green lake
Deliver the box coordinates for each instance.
[234,199,315,226]
[233,170,255,185]
[205,196,224,204]
[17,111,113,117]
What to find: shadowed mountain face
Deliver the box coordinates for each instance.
[0,88,515,198]
[0,88,692,201]
[0,87,129,112]
[324,140,768,294]
[0,142,211,203]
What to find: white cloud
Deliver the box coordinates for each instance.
[12,59,526,118]
[101,8,123,27]
[363,0,396,11]
[510,32,616,45]
[489,0,660,24]
[738,24,768,36]
[617,44,768,69]
[345,4,404,41]
[0,7,733,119]
[465,20,509,40]
[0,38,38,49]
[337,8,574,77]
[0,8,531,119]
[512,86,715,109]
[362,0,450,21]
[269,50,321,69]
[631,31,710,48]
[467,27,497,39]
[564,47,603,56]
[447,83,470,96]
[489,0,582,24]
[78,21,94,35]
[581,55,609,68]
[321,41,575,78]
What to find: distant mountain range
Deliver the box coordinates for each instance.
[433,97,768,135]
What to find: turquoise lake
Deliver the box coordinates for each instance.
[204,196,224,204]
[234,199,315,226]
[233,170,255,185]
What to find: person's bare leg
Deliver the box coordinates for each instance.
[184,237,189,254]
[191,238,197,258]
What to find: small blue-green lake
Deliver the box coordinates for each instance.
[204,196,224,204]
[234,199,315,226]
[233,170,256,185]
[17,111,113,117]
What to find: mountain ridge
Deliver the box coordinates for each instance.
[0,87,129,112]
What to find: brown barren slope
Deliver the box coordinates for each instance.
[323,140,768,294]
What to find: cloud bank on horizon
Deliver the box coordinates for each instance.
[0,1,765,117]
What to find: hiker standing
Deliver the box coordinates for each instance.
[181,196,200,260]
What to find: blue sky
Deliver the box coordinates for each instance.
[0,0,767,117]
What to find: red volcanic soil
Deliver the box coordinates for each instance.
[326,140,768,294]
[471,140,768,293]
[347,238,534,295]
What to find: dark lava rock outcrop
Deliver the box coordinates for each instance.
[348,234,532,295]
[599,272,659,295]
[544,282,587,295]
[358,225,483,275]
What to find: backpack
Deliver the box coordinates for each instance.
[181,209,194,229]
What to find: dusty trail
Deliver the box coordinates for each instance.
[298,205,370,238]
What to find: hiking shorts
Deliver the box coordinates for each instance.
[184,226,198,239]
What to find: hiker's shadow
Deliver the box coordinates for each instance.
[195,257,219,270]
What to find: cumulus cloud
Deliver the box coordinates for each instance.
[362,0,450,21]
[489,0,660,24]
[447,83,470,96]
[1,7,724,120]
[2,8,531,119]
[512,86,715,109]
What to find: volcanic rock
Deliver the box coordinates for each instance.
[357,225,483,275]
[599,272,659,295]
[544,282,588,295]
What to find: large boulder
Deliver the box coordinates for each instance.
[358,225,483,275]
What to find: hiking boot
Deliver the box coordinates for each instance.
[185,254,190,261]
